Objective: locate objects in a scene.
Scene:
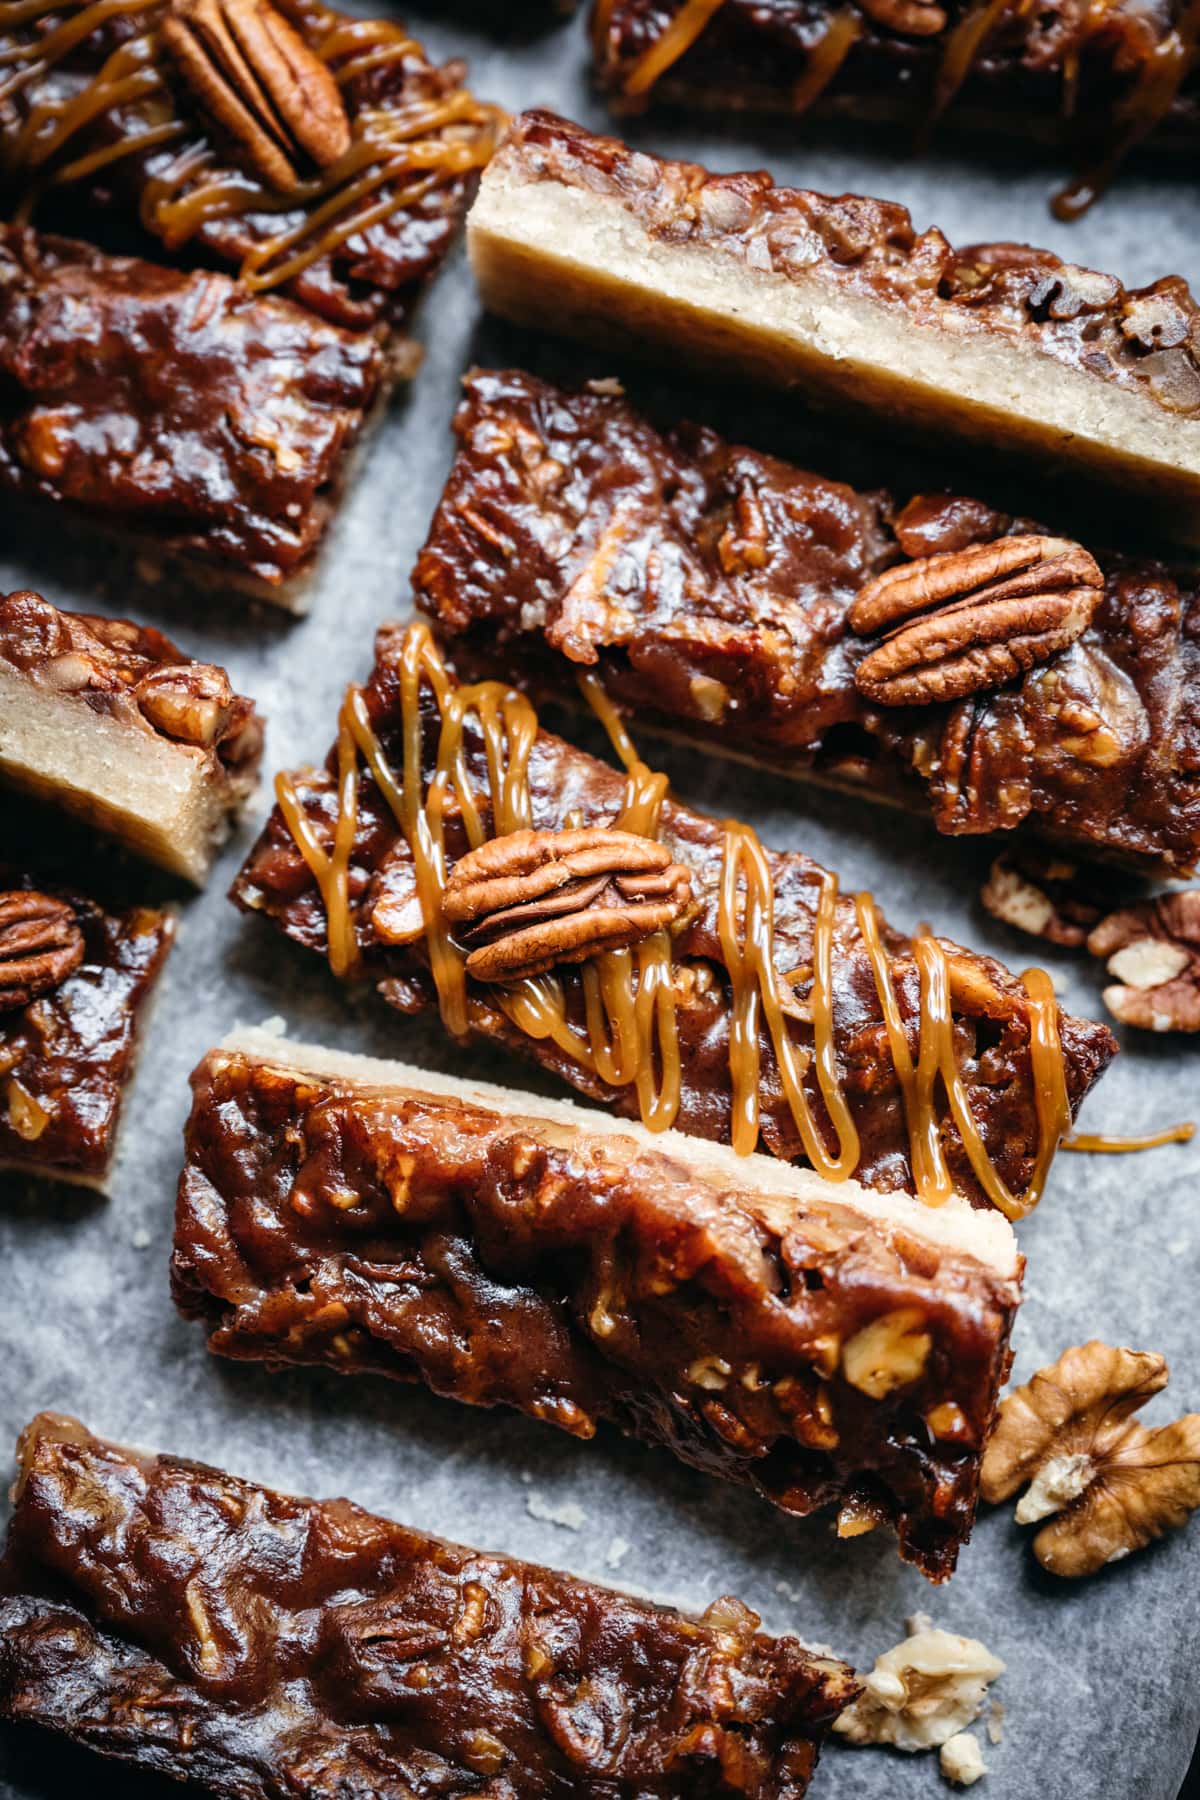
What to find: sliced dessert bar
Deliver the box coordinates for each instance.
[231,617,1117,1220]
[415,368,1200,876]
[0,590,264,884]
[0,872,174,1187]
[176,1029,1024,1577]
[0,1412,857,1795]
[468,112,1200,546]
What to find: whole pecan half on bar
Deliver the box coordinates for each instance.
[161,0,351,193]
[0,891,85,1011]
[849,535,1104,707]
[443,828,692,982]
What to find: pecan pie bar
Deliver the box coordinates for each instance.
[591,1,1200,217]
[0,1413,857,1795]
[468,113,1200,547]
[0,872,173,1186]
[0,227,389,605]
[0,590,264,884]
[231,618,1116,1220]
[176,1029,1023,1577]
[0,0,503,352]
[415,369,1200,876]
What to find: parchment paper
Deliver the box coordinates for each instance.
[2,7,1198,1797]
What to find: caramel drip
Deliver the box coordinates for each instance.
[927,0,1016,133]
[791,10,864,115]
[618,0,728,96]
[274,695,360,978]
[1065,1122,1196,1153]
[578,669,641,774]
[0,0,502,291]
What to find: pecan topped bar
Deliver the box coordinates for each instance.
[232,618,1117,1219]
[0,1413,857,1794]
[177,1030,1023,1577]
[468,113,1200,546]
[415,369,1200,875]
[0,589,264,882]
[0,870,173,1186]
[0,0,504,348]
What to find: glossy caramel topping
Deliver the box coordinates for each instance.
[1064,1121,1196,1153]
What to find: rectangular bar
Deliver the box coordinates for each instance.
[415,368,1200,876]
[468,111,1200,547]
[0,873,174,1186]
[0,1412,857,1796]
[231,617,1116,1220]
[0,590,264,884]
[176,1030,1023,1578]
[0,227,387,606]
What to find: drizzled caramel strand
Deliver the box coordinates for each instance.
[273,623,1074,1215]
[0,0,503,292]
[1064,1122,1195,1153]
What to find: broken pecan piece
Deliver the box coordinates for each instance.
[979,849,1116,949]
[442,827,692,983]
[980,1341,1200,1578]
[850,535,1104,707]
[162,0,351,193]
[1087,891,1200,1031]
[0,891,85,1011]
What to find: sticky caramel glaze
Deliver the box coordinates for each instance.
[0,0,502,319]
[1,1416,857,1792]
[1065,1121,1196,1152]
[265,622,1091,1220]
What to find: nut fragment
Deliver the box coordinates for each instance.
[443,827,692,983]
[0,890,85,1011]
[136,662,235,749]
[162,0,351,192]
[841,1308,932,1399]
[1087,892,1200,1032]
[979,849,1117,949]
[834,1620,1004,1752]
[849,535,1103,707]
[980,1340,1200,1578]
[940,1731,987,1786]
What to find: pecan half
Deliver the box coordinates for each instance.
[0,891,85,1011]
[850,535,1103,707]
[443,828,692,983]
[1087,890,1200,1032]
[162,0,351,193]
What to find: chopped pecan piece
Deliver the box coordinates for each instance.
[979,849,1117,949]
[834,1618,1004,1752]
[1087,892,1200,1032]
[162,0,351,192]
[850,535,1104,707]
[980,1340,1200,1577]
[0,891,84,1011]
[443,827,692,982]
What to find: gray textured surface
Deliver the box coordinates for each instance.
[2,6,1199,1797]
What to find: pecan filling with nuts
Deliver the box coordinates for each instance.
[981,1341,1200,1578]
[850,535,1104,707]
[442,827,692,982]
[162,0,351,192]
[0,891,85,1011]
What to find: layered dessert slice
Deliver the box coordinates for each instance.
[0,0,504,354]
[231,617,1116,1220]
[0,1413,857,1795]
[591,1,1200,217]
[415,368,1200,876]
[0,590,264,884]
[0,227,388,606]
[0,872,174,1187]
[468,112,1200,546]
[176,1029,1024,1577]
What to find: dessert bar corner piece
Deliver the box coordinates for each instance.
[0,1413,858,1797]
[231,618,1116,1220]
[0,873,174,1188]
[468,111,1200,545]
[176,1029,1023,1578]
[0,591,264,885]
[414,367,1200,876]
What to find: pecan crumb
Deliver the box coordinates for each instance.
[940,1731,987,1787]
[834,1620,1004,1752]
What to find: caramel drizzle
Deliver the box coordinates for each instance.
[1064,1122,1195,1153]
[274,622,1075,1213]
[0,0,502,292]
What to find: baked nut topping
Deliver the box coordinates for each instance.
[833,1617,1004,1752]
[980,1340,1200,1578]
[443,827,692,982]
[162,0,351,192]
[850,536,1104,707]
[0,891,84,1011]
[1087,892,1200,1032]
